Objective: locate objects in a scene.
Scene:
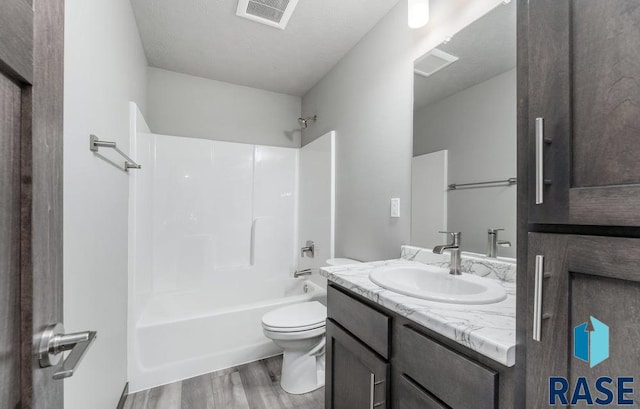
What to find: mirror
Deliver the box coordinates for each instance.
[411,2,517,258]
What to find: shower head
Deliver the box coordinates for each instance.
[298,115,318,129]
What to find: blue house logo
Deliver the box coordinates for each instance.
[574,316,609,368]
[550,318,633,405]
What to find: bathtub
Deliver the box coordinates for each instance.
[129,278,326,392]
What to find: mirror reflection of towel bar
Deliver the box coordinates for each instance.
[89,134,141,171]
[448,177,517,190]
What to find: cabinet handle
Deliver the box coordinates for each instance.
[535,118,544,204]
[370,373,375,409]
[533,255,544,341]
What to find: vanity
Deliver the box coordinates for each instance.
[322,246,516,409]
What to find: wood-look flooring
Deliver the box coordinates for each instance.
[124,356,324,409]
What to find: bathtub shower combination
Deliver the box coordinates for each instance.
[128,107,326,392]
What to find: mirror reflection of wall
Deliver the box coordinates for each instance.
[411,1,517,258]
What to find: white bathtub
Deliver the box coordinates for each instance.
[129,278,326,392]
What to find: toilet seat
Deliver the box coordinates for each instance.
[263,325,326,341]
[262,321,325,333]
[262,301,326,332]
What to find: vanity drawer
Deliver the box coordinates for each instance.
[395,325,497,409]
[327,285,390,359]
[395,374,449,409]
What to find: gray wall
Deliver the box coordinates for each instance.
[147,67,302,147]
[414,69,516,257]
[63,0,148,407]
[301,2,414,262]
[301,0,504,261]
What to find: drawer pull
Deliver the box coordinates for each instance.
[370,373,375,409]
[533,255,544,341]
[535,117,545,204]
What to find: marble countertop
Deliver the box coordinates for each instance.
[320,246,516,367]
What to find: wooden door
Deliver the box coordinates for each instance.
[526,233,640,408]
[0,0,64,408]
[326,320,389,409]
[527,0,640,226]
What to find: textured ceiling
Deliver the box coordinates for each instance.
[414,1,516,111]
[131,0,400,96]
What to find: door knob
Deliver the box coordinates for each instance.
[37,323,97,379]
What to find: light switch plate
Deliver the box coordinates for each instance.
[391,198,400,218]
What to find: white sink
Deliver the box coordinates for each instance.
[369,265,507,305]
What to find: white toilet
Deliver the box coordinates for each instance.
[262,258,361,395]
[262,301,327,394]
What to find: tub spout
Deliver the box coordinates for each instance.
[294,269,313,278]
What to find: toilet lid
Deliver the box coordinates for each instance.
[325,258,362,266]
[262,301,326,331]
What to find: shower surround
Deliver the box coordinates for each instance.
[127,105,325,391]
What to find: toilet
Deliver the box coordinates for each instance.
[262,301,327,394]
[262,258,361,395]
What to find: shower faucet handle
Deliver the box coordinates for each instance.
[301,240,315,258]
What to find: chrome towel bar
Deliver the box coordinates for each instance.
[448,177,516,191]
[89,134,141,171]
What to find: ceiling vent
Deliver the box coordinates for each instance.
[236,0,300,30]
[414,48,459,78]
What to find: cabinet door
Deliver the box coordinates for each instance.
[526,233,640,408]
[326,320,389,409]
[526,0,640,225]
[525,234,570,408]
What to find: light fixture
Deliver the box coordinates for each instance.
[408,0,429,29]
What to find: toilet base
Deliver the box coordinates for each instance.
[280,344,325,395]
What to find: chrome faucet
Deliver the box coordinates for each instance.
[433,231,462,275]
[487,229,511,258]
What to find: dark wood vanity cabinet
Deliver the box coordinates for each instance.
[326,285,514,409]
[525,233,640,408]
[526,0,640,226]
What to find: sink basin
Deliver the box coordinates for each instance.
[369,265,507,305]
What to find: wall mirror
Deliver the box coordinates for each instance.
[411,1,517,258]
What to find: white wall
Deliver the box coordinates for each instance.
[414,69,517,256]
[63,0,147,407]
[298,132,335,288]
[147,67,302,148]
[301,0,504,261]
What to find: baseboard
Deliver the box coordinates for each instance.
[116,382,129,409]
